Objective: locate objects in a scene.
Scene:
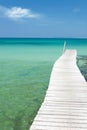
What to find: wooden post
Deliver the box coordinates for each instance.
[62,41,66,54]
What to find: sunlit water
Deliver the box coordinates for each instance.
[0,38,87,130]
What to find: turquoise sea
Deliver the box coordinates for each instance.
[0,38,87,130]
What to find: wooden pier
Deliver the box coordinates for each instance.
[30,50,87,130]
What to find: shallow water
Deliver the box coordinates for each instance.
[0,38,87,130]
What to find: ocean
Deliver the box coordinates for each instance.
[0,38,87,130]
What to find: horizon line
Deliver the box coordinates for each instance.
[0,37,87,39]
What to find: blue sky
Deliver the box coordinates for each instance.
[0,0,87,38]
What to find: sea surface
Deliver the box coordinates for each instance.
[0,38,87,130]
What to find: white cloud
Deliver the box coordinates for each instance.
[72,8,80,13]
[0,5,40,20]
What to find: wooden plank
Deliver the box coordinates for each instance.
[30,50,87,130]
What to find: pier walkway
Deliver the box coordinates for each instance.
[30,50,87,130]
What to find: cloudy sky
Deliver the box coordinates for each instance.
[0,0,87,38]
